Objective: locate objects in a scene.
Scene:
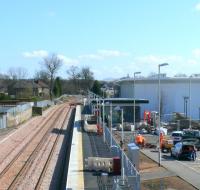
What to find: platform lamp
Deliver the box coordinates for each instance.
[133,72,141,140]
[189,76,192,129]
[102,98,105,142]
[158,63,169,167]
[114,106,125,184]
[105,101,113,147]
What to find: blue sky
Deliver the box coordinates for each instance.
[1,0,200,80]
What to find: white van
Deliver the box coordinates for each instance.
[171,131,183,144]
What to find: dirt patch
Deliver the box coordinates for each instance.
[139,151,158,170]
[141,176,196,190]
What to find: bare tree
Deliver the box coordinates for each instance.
[7,67,28,80]
[80,66,94,91]
[66,66,81,93]
[34,70,50,84]
[41,54,62,100]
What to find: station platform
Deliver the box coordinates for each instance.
[66,105,118,190]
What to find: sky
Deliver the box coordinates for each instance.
[1,0,200,80]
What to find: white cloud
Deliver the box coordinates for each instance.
[195,3,200,11]
[78,54,102,61]
[192,48,200,58]
[187,59,198,65]
[97,49,129,57]
[79,49,129,61]
[57,54,79,65]
[22,50,48,58]
[134,55,182,65]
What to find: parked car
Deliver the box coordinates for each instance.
[171,142,197,161]
[171,131,183,144]
[182,138,200,151]
[182,129,200,138]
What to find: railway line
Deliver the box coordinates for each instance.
[0,102,75,190]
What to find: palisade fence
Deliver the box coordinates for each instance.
[0,113,6,129]
[0,103,33,117]
[104,126,141,190]
[0,100,54,129]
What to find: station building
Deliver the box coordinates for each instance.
[118,75,200,120]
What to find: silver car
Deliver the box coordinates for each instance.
[171,142,196,161]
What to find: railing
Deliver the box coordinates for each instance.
[104,126,141,190]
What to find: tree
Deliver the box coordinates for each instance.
[7,67,28,80]
[91,80,102,95]
[66,66,80,93]
[53,77,62,97]
[34,70,50,84]
[80,66,94,91]
[41,54,62,100]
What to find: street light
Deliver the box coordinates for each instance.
[158,63,169,167]
[189,76,192,129]
[105,101,113,147]
[102,99,105,142]
[133,72,141,137]
[114,106,125,184]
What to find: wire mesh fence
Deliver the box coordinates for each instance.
[104,126,141,190]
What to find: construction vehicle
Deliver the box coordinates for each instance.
[161,138,173,153]
[160,132,173,153]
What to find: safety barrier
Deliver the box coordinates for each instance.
[104,126,141,190]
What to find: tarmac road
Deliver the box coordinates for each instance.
[141,149,200,189]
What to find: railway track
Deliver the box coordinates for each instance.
[34,107,72,190]
[0,103,73,189]
[0,106,60,172]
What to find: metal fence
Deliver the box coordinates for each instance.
[104,126,141,190]
[0,103,33,117]
[0,114,6,129]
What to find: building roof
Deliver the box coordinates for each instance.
[91,98,149,105]
[118,76,200,84]
[13,80,39,89]
[13,80,49,89]
[34,80,49,88]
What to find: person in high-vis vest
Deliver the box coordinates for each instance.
[136,134,145,148]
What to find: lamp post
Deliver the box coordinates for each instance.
[189,76,192,129]
[158,63,168,167]
[110,102,113,147]
[102,99,105,142]
[133,72,141,136]
[114,106,125,184]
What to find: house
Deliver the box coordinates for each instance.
[34,80,49,97]
[100,83,115,98]
[13,80,49,98]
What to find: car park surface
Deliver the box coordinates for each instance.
[141,148,200,189]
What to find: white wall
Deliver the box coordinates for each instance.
[120,78,200,120]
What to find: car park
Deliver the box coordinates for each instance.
[171,142,197,161]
